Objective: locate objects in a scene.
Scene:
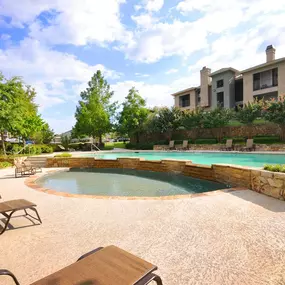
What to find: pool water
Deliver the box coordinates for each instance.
[77,152,285,167]
[36,169,227,197]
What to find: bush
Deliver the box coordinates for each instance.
[253,136,281,144]
[221,137,246,144]
[40,145,53,153]
[195,138,217,144]
[54,153,72,158]
[126,143,154,150]
[154,140,169,145]
[103,145,114,150]
[264,164,285,173]
[0,161,12,168]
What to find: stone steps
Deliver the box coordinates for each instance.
[25,156,47,167]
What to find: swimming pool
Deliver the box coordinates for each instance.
[76,152,285,167]
[36,169,227,197]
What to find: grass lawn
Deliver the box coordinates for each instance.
[105,142,127,149]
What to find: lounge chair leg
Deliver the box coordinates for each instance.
[0,211,15,235]
[77,247,104,261]
[135,273,163,285]
[27,207,42,224]
[0,269,20,285]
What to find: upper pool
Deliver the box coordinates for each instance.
[75,152,285,167]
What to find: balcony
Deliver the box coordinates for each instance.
[253,68,278,91]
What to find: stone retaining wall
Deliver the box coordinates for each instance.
[154,144,285,151]
[46,157,285,200]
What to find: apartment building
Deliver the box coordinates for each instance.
[172,45,285,110]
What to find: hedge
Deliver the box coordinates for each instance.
[253,136,281,144]
[195,138,217,144]
[126,143,154,150]
[4,144,53,154]
[221,137,246,144]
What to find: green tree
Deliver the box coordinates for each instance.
[0,73,29,155]
[182,108,204,141]
[263,96,285,141]
[202,107,233,142]
[235,101,262,138]
[148,107,184,140]
[61,135,71,149]
[117,87,149,143]
[73,70,116,144]
[32,122,54,144]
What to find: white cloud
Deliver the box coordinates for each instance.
[165,68,178,74]
[0,0,131,46]
[0,38,122,110]
[0,34,11,40]
[135,73,150,78]
[131,13,158,29]
[145,0,164,12]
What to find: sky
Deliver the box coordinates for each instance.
[0,0,285,134]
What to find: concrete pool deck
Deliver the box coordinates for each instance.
[1,168,285,285]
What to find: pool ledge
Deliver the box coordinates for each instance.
[25,170,246,200]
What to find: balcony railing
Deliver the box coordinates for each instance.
[253,82,278,91]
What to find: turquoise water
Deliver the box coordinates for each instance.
[36,169,227,197]
[77,152,285,167]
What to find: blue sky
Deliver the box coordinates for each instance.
[0,0,285,133]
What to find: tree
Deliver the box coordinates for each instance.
[61,135,71,149]
[182,108,204,140]
[73,71,116,144]
[263,96,285,141]
[32,122,54,144]
[117,87,149,143]
[148,107,184,140]
[0,73,29,155]
[235,101,262,138]
[202,107,233,142]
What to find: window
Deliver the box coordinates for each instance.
[217,92,224,107]
[253,68,278,91]
[179,94,190,107]
[217,79,224,88]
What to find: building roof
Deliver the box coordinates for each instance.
[241,57,285,73]
[171,86,199,96]
[209,67,240,77]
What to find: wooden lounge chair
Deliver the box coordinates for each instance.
[169,140,175,150]
[14,161,36,178]
[242,139,256,151]
[22,160,42,173]
[182,140,189,150]
[0,199,42,235]
[1,245,163,285]
[221,139,233,151]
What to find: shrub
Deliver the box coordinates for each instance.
[103,145,114,150]
[154,140,169,145]
[253,136,281,144]
[221,137,246,144]
[126,143,154,150]
[264,164,285,173]
[195,138,217,144]
[40,145,53,153]
[54,153,72,158]
[0,161,12,168]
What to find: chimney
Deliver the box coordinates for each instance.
[200,66,211,107]
[266,45,276,62]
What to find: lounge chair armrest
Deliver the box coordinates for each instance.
[77,247,104,261]
[0,269,20,285]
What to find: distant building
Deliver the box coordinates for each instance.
[172,44,285,110]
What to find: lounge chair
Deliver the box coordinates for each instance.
[22,160,42,173]
[1,245,163,285]
[58,144,65,150]
[242,139,256,151]
[14,161,35,178]
[169,140,175,150]
[221,139,234,151]
[182,140,189,150]
[0,199,42,235]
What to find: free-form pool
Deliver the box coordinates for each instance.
[76,152,285,167]
[36,169,227,197]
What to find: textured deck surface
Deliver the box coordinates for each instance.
[0,168,285,285]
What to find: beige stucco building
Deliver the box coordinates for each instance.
[172,45,285,110]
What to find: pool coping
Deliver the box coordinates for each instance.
[24,169,247,200]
